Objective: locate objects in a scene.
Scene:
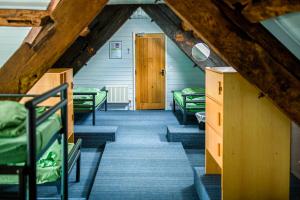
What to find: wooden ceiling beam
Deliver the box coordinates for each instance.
[0,0,108,94]
[224,0,300,22]
[214,0,300,80]
[54,5,138,74]
[142,4,226,70]
[47,0,61,12]
[165,0,300,124]
[0,9,51,27]
[23,0,61,45]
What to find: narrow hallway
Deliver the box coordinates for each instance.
[79,111,200,200]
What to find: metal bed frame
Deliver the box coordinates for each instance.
[73,87,108,126]
[172,90,205,125]
[0,84,69,200]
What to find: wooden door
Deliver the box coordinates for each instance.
[135,33,165,110]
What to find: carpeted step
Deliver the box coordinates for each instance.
[75,125,117,148]
[193,167,221,200]
[167,125,205,149]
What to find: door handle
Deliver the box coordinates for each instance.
[218,112,221,126]
[218,81,222,95]
[160,69,165,76]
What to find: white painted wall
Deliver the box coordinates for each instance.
[0,27,31,67]
[74,10,204,110]
[0,0,48,68]
[261,12,300,60]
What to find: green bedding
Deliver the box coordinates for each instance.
[182,87,205,100]
[73,87,106,109]
[0,142,74,184]
[0,101,27,137]
[174,91,205,112]
[0,103,48,138]
[0,113,61,164]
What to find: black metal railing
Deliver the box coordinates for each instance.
[0,83,69,200]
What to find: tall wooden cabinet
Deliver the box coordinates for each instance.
[20,68,74,142]
[205,67,291,199]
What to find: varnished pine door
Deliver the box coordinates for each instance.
[135,33,165,110]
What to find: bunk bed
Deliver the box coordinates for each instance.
[73,87,108,125]
[0,84,81,200]
[172,88,205,124]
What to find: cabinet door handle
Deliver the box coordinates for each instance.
[218,143,221,157]
[218,81,222,95]
[218,112,221,126]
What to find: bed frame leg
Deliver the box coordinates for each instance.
[26,103,37,200]
[183,111,187,125]
[172,98,175,112]
[76,153,81,182]
[61,88,68,200]
[18,169,26,200]
[93,108,96,126]
[56,181,61,194]
[92,95,96,126]
[105,99,107,112]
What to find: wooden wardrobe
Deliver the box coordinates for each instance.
[20,68,74,142]
[205,67,291,199]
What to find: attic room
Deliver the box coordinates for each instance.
[0,0,299,200]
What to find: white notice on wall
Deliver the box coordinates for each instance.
[109,41,122,59]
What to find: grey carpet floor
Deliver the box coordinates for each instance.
[85,111,199,200]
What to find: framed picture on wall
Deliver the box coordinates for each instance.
[109,41,122,59]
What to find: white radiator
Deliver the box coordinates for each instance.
[106,85,129,103]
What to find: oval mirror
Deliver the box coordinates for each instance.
[192,43,210,61]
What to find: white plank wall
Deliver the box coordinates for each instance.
[0,1,49,67]
[0,27,30,67]
[74,9,204,110]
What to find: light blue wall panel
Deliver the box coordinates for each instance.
[261,12,300,60]
[0,0,49,9]
[75,11,204,110]
[0,27,30,67]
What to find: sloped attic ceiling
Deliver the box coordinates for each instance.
[0,0,50,66]
[54,4,225,73]
[164,0,300,124]
[0,0,299,124]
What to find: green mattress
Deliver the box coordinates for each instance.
[0,142,74,184]
[73,87,106,109]
[0,113,61,165]
[174,91,205,112]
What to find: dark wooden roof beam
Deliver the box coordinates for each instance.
[0,0,108,94]
[165,0,300,124]
[54,5,139,74]
[141,4,226,70]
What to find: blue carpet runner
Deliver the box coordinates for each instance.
[88,111,199,200]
